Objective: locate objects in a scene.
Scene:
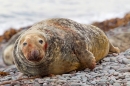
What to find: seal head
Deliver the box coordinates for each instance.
[19,32,47,62]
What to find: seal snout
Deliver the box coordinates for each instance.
[28,49,41,62]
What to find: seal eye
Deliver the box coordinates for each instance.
[23,42,27,46]
[39,40,43,44]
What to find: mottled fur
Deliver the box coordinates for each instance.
[13,18,119,76]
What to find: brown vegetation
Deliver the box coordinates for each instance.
[92,13,130,31]
[0,26,31,43]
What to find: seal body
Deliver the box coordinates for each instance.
[13,18,119,76]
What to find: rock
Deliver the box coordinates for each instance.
[118,74,125,79]
[122,58,130,64]
[43,83,48,86]
[113,83,121,86]
[103,58,110,62]
[110,57,116,62]
[110,66,120,70]
[126,81,130,86]
[70,82,83,86]
[37,79,44,83]
[126,56,130,59]
[108,69,115,74]
[23,80,33,84]
[113,72,119,76]
[68,80,81,83]
[57,80,67,83]
[124,49,130,56]
[47,79,57,82]
[13,83,21,86]
[118,67,130,72]
[62,74,71,77]
[91,81,96,84]
[97,79,107,85]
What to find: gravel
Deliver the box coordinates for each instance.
[1,49,130,85]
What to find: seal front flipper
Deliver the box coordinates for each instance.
[77,49,96,70]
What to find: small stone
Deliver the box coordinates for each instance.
[70,76,81,80]
[103,58,110,62]
[125,56,130,59]
[24,80,33,84]
[126,81,130,85]
[113,82,121,86]
[111,76,116,81]
[57,80,67,83]
[37,79,44,83]
[84,68,91,72]
[113,72,119,76]
[108,69,115,74]
[68,80,81,83]
[124,49,130,56]
[48,79,57,82]
[14,84,20,86]
[118,67,130,72]
[3,76,12,80]
[97,79,107,85]
[11,81,20,86]
[81,76,88,82]
[118,74,125,79]
[58,76,67,80]
[91,81,96,84]
[122,58,130,64]
[70,82,83,86]
[62,74,71,77]
[43,83,48,86]
[110,66,120,70]
[109,80,115,85]
[11,76,17,80]
[110,57,116,62]
[33,82,41,86]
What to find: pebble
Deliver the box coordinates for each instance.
[91,81,96,84]
[126,81,130,86]
[118,74,125,79]
[122,58,130,64]
[113,83,121,86]
[103,57,110,62]
[110,57,116,62]
[37,79,44,83]
[23,80,33,84]
[125,56,130,59]
[118,67,130,72]
[43,83,48,86]
[113,72,119,76]
[70,82,83,86]
[108,69,115,74]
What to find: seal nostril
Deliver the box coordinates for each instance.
[30,50,39,60]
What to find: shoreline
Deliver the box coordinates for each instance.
[0,13,130,43]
